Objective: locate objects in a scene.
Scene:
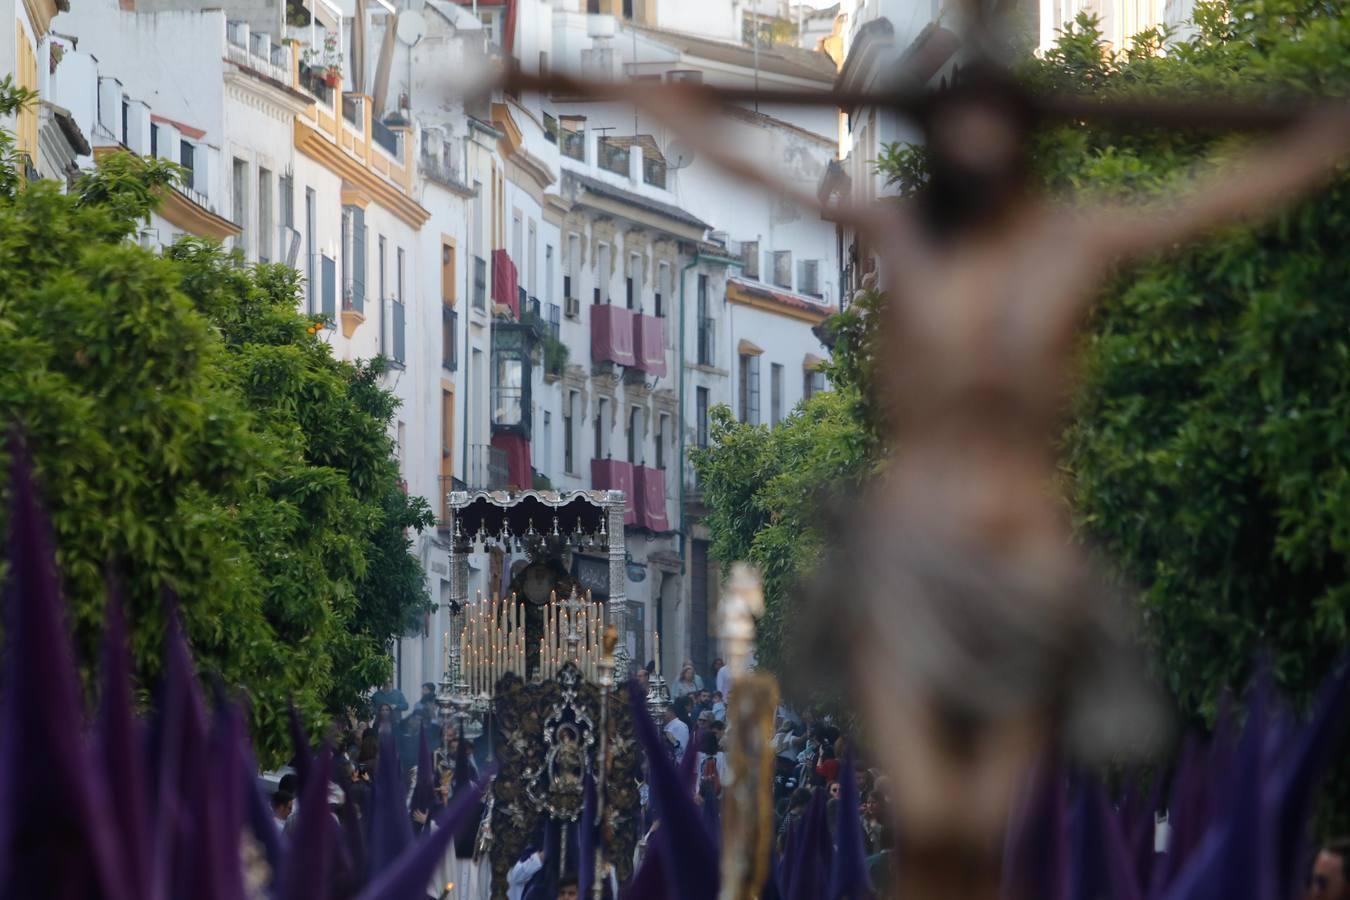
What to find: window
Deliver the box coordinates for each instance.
[441,241,456,304]
[799,259,821,298]
[379,235,388,354]
[442,306,458,371]
[739,353,760,425]
[587,0,600,12]
[528,220,537,295]
[627,406,642,464]
[564,233,580,300]
[121,100,129,146]
[321,254,336,318]
[393,247,406,364]
[232,158,248,256]
[473,256,487,310]
[627,252,643,310]
[622,0,633,17]
[696,274,713,367]
[492,353,525,428]
[305,187,316,312]
[656,414,668,470]
[596,243,610,304]
[804,368,825,399]
[543,411,552,475]
[594,397,610,458]
[181,141,195,190]
[340,207,350,304]
[564,391,576,474]
[771,363,784,426]
[772,250,792,289]
[279,174,294,229]
[655,262,669,318]
[696,387,710,449]
[742,240,759,279]
[549,303,561,338]
[512,212,523,265]
[472,180,484,257]
[151,123,159,158]
[545,245,554,304]
[258,168,273,263]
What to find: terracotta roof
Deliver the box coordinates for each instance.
[632,25,837,83]
[727,276,836,322]
[151,114,205,141]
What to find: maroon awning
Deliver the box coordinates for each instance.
[591,458,637,526]
[491,248,519,318]
[633,465,669,532]
[491,432,531,491]
[590,305,636,368]
[633,314,667,377]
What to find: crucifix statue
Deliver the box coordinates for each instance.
[501,50,1350,899]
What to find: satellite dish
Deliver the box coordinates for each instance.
[665,139,696,170]
[396,10,427,46]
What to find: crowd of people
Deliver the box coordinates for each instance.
[256,656,896,898]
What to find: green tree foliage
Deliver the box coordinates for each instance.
[690,288,883,675]
[0,91,430,762]
[697,0,1350,746]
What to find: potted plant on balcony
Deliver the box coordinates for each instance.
[302,32,342,87]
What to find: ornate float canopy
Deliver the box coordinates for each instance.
[447,489,625,550]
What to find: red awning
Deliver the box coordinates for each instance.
[590,305,636,368]
[491,431,531,490]
[591,458,637,526]
[491,248,519,318]
[634,466,669,532]
[633,314,667,377]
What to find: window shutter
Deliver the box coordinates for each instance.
[750,356,761,424]
[321,255,336,319]
[353,208,366,313]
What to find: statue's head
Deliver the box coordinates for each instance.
[915,65,1038,240]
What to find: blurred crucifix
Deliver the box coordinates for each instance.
[501,47,1350,898]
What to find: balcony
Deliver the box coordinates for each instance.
[591,458,637,526]
[598,137,628,177]
[342,94,364,134]
[372,117,401,158]
[298,63,335,105]
[632,313,667,377]
[226,20,294,87]
[464,445,510,491]
[292,56,423,231]
[634,465,670,532]
[643,156,667,189]
[491,321,537,439]
[561,129,585,162]
[591,304,635,368]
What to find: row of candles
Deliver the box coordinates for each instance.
[455,594,527,698]
[539,590,607,682]
[447,591,612,697]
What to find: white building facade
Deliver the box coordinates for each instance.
[40,0,841,697]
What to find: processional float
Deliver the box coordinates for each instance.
[432,488,673,898]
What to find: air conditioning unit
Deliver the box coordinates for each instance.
[280,226,301,267]
[565,295,580,318]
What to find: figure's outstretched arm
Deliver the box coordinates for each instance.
[1088,106,1350,261]
[494,69,909,263]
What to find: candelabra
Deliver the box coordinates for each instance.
[437,627,483,756]
[645,627,671,720]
